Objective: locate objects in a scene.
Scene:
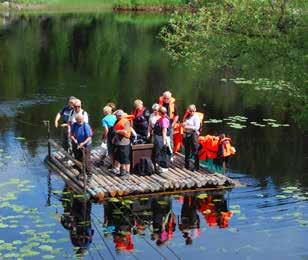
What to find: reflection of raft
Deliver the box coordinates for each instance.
[46,139,240,201]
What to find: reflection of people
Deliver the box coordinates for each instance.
[104,200,135,252]
[197,192,233,228]
[179,195,200,245]
[151,197,176,246]
[54,96,76,151]
[60,186,94,257]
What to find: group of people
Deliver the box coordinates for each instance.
[54,90,235,179]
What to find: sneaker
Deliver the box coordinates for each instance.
[160,167,169,173]
[120,170,130,179]
[170,156,174,163]
[108,168,120,175]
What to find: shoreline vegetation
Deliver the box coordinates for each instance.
[0,0,192,12]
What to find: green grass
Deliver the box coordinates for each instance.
[8,0,187,8]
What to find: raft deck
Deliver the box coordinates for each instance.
[46,140,240,201]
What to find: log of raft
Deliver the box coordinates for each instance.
[46,141,238,199]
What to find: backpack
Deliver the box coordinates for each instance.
[134,157,155,176]
[157,145,171,169]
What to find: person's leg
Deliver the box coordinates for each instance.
[62,128,69,152]
[192,133,199,171]
[84,147,92,176]
[184,136,191,169]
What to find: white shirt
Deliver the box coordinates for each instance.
[183,114,200,134]
[69,110,89,124]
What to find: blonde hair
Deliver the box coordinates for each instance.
[103,106,112,115]
[188,104,196,112]
[107,102,116,112]
[134,99,143,108]
[163,91,172,98]
[74,99,82,106]
[152,103,160,111]
[159,106,167,115]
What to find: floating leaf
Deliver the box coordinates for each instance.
[15,137,26,140]
[231,209,241,214]
[109,198,120,203]
[230,205,240,210]
[39,245,53,252]
[197,193,208,199]
[276,194,287,199]
[42,255,55,259]
[296,219,308,226]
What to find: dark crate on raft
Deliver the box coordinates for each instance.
[131,143,154,173]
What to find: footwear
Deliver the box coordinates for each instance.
[119,170,130,179]
[108,168,120,175]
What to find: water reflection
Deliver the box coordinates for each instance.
[60,186,94,257]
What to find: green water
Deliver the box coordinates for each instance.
[0,12,307,259]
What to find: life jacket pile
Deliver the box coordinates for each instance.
[198,135,235,161]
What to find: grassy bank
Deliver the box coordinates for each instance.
[0,0,189,11]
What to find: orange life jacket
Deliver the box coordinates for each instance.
[158,96,176,120]
[114,118,132,139]
[198,135,219,160]
[219,137,236,157]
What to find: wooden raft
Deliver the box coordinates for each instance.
[46,140,239,201]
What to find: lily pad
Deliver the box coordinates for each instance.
[39,245,53,252]
[197,193,208,199]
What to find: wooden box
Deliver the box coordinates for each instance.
[131,143,154,172]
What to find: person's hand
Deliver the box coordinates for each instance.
[61,123,68,128]
[79,142,84,148]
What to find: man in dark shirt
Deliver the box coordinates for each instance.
[54,96,76,151]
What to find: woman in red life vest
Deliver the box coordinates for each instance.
[132,99,150,143]
[109,110,132,178]
[182,104,201,171]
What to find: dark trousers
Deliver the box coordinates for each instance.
[62,127,70,152]
[184,133,199,170]
[72,143,92,175]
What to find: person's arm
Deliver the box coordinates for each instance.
[80,124,92,147]
[70,128,78,144]
[162,127,167,145]
[83,111,89,124]
[80,136,92,148]
[172,106,179,126]
[102,126,109,140]
[54,113,61,128]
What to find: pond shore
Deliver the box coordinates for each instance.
[0,1,193,12]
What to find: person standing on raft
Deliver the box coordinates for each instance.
[54,96,76,151]
[70,114,93,178]
[158,91,179,159]
[182,104,200,171]
[132,99,150,143]
[110,110,132,178]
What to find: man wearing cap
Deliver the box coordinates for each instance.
[55,96,76,151]
[109,110,132,178]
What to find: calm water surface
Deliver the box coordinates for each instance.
[0,12,307,259]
